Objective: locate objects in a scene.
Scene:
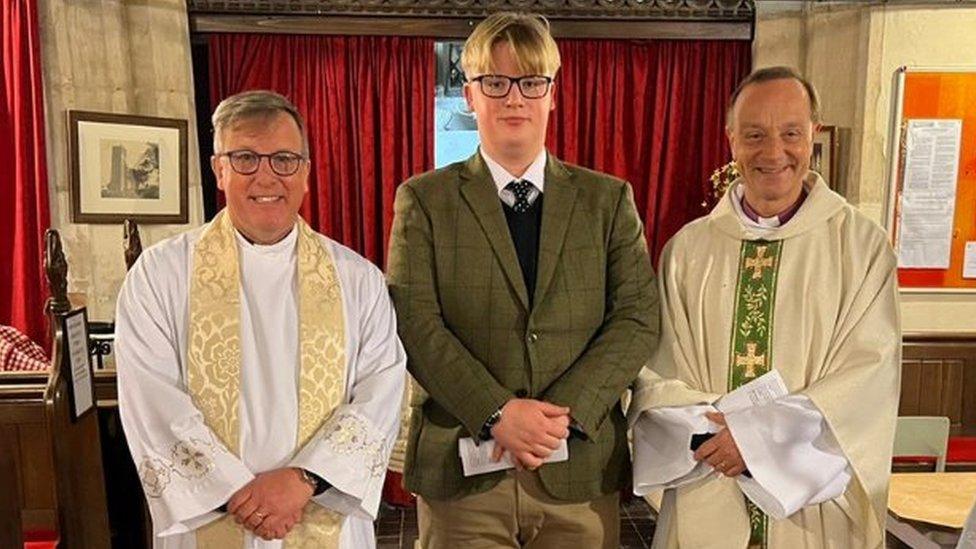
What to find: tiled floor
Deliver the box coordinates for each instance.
[620,496,657,549]
[374,496,656,549]
[374,503,418,549]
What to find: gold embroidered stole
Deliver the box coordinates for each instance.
[188,210,346,548]
[728,239,783,549]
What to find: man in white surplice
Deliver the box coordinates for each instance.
[629,67,901,548]
[116,90,406,548]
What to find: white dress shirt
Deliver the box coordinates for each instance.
[480,147,547,207]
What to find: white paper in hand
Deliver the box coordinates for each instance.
[458,438,568,477]
[715,369,788,414]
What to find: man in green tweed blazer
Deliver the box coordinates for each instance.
[387,12,659,548]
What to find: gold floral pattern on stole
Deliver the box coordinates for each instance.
[286,220,347,548]
[189,211,246,547]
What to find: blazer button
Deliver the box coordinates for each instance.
[515,389,528,398]
[528,332,539,343]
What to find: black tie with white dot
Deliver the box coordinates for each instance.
[506,180,532,213]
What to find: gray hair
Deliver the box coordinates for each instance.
[212,90,309,155]
[726,66,821,127]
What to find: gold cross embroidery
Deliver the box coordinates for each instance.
[745,245,773,279]
[735,342,766,379]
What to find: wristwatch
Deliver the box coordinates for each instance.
[298,468,329,496]
[478,406,503,441]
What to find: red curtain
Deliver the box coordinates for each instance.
[209,34,434,267]
[548,39,751,262]
[1,0,52,346]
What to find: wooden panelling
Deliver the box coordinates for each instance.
[900,335,976,436]
[0,424,23,548]
[18,421,56,528]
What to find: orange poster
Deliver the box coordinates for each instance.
[892,71,976,290]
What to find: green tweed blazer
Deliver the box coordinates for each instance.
[387,152,659,502]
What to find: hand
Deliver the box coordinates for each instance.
[490,399,570,467]
[253,509,301,541]
[490,444,545,471]
[227,467,314,534]
[694,412,746,477]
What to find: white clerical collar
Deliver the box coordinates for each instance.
[731,185,782,229]
[234,223,298,255]
[480,147,547,196]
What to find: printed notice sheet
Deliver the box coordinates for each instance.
[964,242,976,279]
[715,369,789,414]
[65,312,94,417]
[897,119,962,269]
[459,438,568,477]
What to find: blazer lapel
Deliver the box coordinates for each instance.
[533,156,577,308]
[459,153,530,310]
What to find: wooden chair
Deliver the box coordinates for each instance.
[892,416,951,472]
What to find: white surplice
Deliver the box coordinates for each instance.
[115,224,406,549]
[633,395,852,519]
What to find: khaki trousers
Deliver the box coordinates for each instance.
[417,471,619,549]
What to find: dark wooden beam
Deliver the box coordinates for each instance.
[191,14,752,40]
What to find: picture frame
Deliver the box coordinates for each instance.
[69,110,188,224]
[811,125,839,189]
[61,308,95,422]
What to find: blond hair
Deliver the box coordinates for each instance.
[212,90,309,155]
[461,12,561,79]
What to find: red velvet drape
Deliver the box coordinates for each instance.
[208,34,434,267]
[548,39,751,263]
[1,0,51,347]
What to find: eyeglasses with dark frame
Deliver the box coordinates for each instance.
[469,74,554,99]
[215,150,308,176]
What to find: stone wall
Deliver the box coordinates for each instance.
[39,0,203,321]
[753,2,976,334]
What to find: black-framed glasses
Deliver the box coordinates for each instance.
[469,74,553,99]
[216,149,307,176]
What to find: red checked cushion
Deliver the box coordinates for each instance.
[0,325,49,372]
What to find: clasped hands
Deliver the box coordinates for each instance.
[225,467,313,540]
[694,411,747,477]
[489,398,572,471]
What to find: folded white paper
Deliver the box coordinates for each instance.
[458,438,568,477]
[715,369,788,414]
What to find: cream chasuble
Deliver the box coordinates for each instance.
[629,174,901,548]
[116,211,406,549]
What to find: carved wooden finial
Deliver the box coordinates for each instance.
[44,229,71,315]
[123,219,143,271]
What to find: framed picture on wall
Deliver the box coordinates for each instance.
[69,110,188,224]
[811,125,839,189]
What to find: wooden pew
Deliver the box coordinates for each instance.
[0,332,112,548]
[1,229,112,547]
[0,372,49,548]
[46,305,112,547]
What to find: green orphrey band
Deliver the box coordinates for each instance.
[728,239,783,548]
